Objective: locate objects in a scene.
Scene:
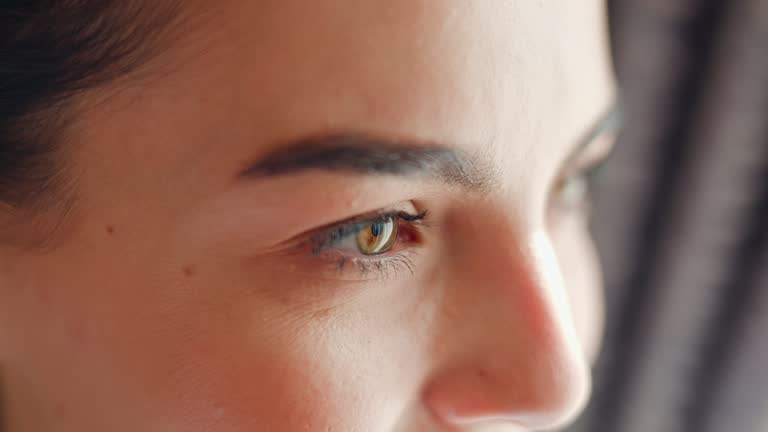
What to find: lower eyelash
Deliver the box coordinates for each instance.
[355,254,416,277]
[333,251,418,280]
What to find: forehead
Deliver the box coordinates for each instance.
[84,0,614,191]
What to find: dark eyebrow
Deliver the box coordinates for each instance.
[239,133,493,190]
[240,102,621,190]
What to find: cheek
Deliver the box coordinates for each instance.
[3,248,385,430]
[140,268,420,432]
[153,338,344,431]
[550,217,604,361]
[128,296,352,430]
[5,216,428,431]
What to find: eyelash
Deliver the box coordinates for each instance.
[308,210,428,279]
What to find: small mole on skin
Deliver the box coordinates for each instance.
[70,320,89,344]
[105,225,115,235]
[55,402,67,418]
[183,265,196,277]
[35,285,50,305]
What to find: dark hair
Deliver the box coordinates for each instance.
[0,1,181,209]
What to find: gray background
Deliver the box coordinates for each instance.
[567,1,768,431]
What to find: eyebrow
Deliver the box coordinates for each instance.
[240,133,493,190]
[240,101,621,189]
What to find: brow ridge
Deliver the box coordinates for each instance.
[240,133,492,190]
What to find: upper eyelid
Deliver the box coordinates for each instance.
[573,133,617,170]
[555,104,621,179]
[269,204,421,256]
[557,138,615,183]
[279,209,394,249]
[310,210,427,253]
[315,210,399,239]
[310,219,379,253]
[319,209,425,235]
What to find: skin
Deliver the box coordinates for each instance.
[0,1,616,431]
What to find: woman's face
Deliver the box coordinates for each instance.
[0,1,616,431]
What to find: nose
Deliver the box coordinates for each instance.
[422,214,591,430]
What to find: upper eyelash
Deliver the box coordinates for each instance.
[310,210,428,255]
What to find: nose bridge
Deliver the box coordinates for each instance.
[422,214,590,430]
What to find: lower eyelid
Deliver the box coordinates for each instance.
[304,227,424,280]
[331,250,420,280]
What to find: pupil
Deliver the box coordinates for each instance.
[370,223,381,237]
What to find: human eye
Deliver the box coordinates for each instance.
[292,205,429,280]
[551,157,607,216]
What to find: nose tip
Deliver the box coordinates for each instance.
[423,349,591,430]
[420,226,593,431]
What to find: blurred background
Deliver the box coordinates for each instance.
[566,1,768,431]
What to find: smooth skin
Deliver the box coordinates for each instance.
[0,1,616,431]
